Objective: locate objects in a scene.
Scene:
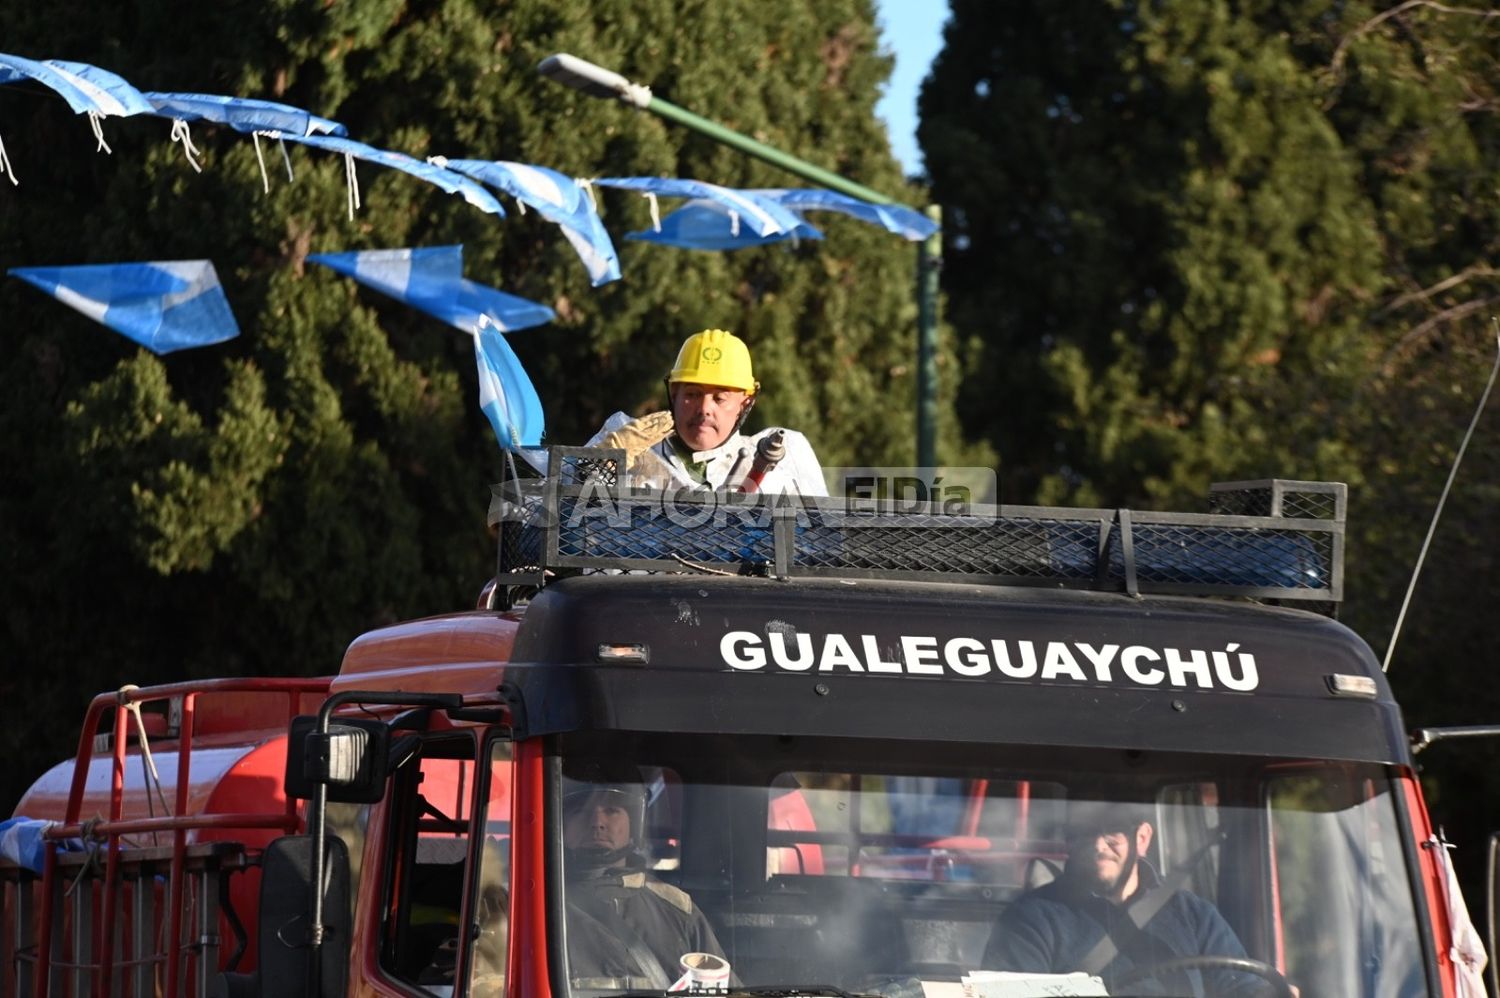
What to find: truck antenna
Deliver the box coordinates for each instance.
[1383,326,1500,672]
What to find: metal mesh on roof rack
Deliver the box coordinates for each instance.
[799,516,1066,577]
[491,451,1345,609]
[1113,521,1332,589]
[1208,479,1345,521]
[554,449,620,489]
[554,493,779,566]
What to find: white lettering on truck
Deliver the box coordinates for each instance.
[718,631,1261,691]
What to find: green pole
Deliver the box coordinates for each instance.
[538,53,941,464]
[643,97,893,205]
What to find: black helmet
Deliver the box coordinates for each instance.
[1064,800,1152,843]
[562,759,649,873]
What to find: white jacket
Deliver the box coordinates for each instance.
[649,428,828,497]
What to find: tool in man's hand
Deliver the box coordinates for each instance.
[736,429,786,494]
[723,447,754,491]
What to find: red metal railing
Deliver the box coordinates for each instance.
[31,677,330,998]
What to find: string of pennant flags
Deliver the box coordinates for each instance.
[0,52,939,454]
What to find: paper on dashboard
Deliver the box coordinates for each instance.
[961,970,1108,998]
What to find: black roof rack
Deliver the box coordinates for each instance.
[491,447,1345,613]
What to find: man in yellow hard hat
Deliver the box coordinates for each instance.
[594,329,826,495]
[659,329,825,495]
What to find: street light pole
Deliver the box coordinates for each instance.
[538,52,942,469]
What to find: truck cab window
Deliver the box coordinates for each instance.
[556,734,1433,998]
[379,733,514,997]
[1269,769,1426,998]
[469,738,514,998]
[769,773,1070,882]
[1157,781,1226,904]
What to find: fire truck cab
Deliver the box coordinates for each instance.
[1,457,1481,998]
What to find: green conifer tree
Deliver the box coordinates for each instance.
[922,0,1388,508]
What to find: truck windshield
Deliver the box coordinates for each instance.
[554,733,1429,998]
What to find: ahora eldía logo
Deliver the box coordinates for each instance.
[827,467,998,519]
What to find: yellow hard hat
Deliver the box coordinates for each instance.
[668,329,758,395]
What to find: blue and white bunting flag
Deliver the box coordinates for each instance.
[0,54,154,181]
[142,92,347,137]
[751,189,939,241]
[593,177,806,241]
[0,54,152,118]
[441,159,621,286]
[626,197,823,251]
[282,133,504,217]
[307,246,554,334]
[9,260,240,354]
[475,324,544,451]
[308,246,550,452]
[619,186,938,250]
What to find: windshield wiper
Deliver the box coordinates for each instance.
[615,987,868,998]
[730,989,865,998]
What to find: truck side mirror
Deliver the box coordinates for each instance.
[212,834,351,998]
[284,715,390,804]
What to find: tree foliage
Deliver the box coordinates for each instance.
[922,0,1500,889]
[0,0,972,811]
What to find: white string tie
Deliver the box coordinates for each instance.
[169,119,203,173]
[126,701,171,819]
[88,111,112,154]
[578,177,598,212]
[252,131,295,189]
[116,686,172,838]
[252,132,270,193]
[344,152,361,220]
[645,191,662,232]
[0,133,17,187]
[729,209,741,238]
[621,82,653,109]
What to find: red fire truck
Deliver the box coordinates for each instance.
[1,455,1486,998]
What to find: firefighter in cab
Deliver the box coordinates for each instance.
[560,761,729,989]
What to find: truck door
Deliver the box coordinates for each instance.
[360,726,514,998]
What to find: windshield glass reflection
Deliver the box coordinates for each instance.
[555,734,1428,998]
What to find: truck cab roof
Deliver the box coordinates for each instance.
[338,570,1401,764]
